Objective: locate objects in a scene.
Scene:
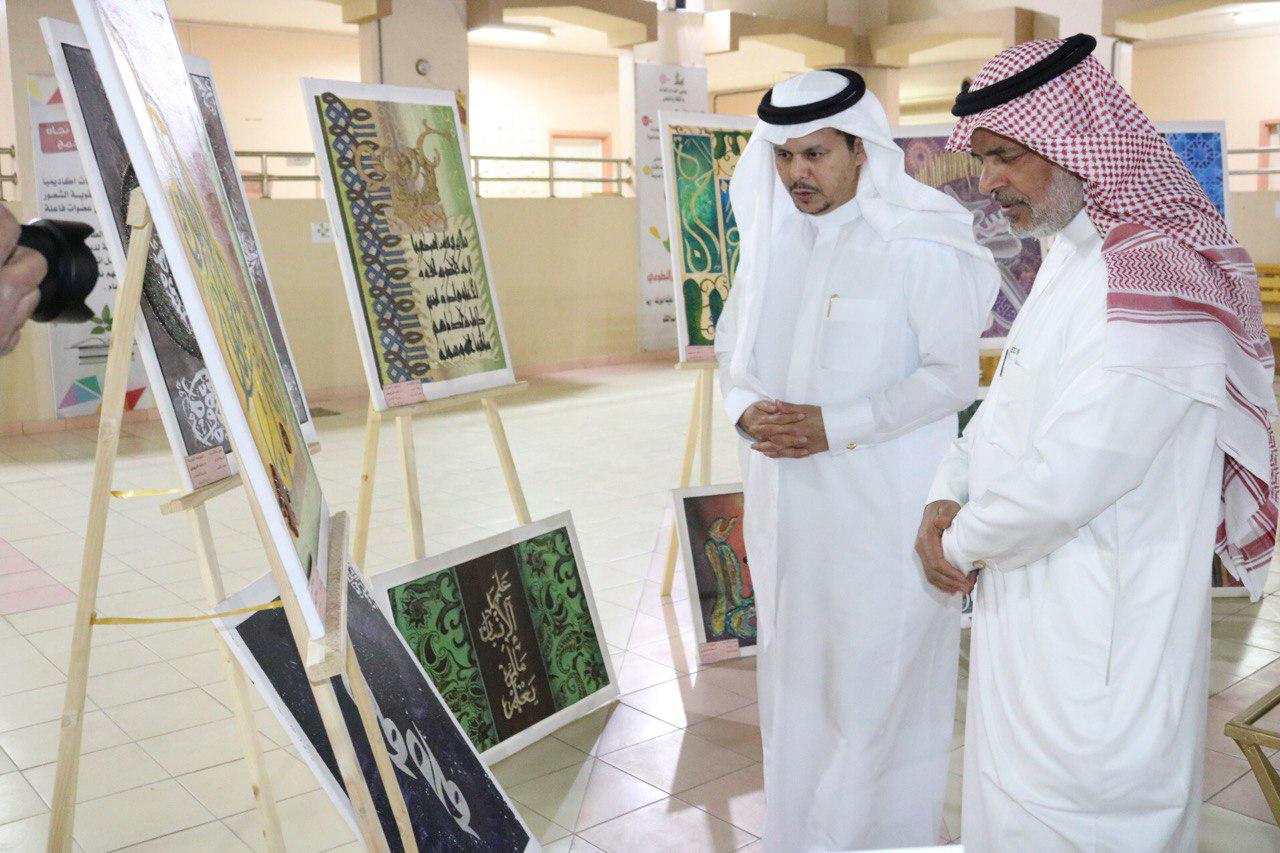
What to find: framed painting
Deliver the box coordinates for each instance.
[370,512,617,764]
[658,111,753,362]
[217,567,537,851]
[70,0,330,636]
[43,19,317,492]
[672,483,756,663]
[304,78,516,410]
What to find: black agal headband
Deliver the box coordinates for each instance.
[951,33,1097,117]
[757,68,867,125]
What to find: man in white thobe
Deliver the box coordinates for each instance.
[916,35,1277,851]
[716,69,998,850]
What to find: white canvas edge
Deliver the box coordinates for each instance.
[71,0,330,638]
[216,570,541,852]
[192,66,318,443]
[300,77,518,411]
[40,17,234,493]
[657,110,755,364]
[369,509,620,765]
[1153,119,1231,228]
[670,481,756,660]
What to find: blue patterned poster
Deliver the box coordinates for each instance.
[1158,121,1229,224]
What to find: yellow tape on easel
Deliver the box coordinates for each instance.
[109,488,182,499]
[91,600,282,626]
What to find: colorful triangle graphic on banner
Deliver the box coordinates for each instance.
[124,387,145,411]
[79,376,102,396]
[58,386,80,411]
[48,88,64,105]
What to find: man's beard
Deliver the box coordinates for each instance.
[1006,168,1085,238]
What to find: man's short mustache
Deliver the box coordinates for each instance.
[790,183,820,192]
[994,191,1028,205]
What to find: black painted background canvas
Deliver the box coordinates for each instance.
[62,44,229,460]
[234,569,530,852]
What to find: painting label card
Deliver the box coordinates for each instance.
[673,484,756,660]
[67,0,329,635]
[659,110,754,363]
[217,566,537,851]
[304,78,516,410]
[371,512,618,764]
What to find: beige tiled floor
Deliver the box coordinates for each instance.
[0,363,1278,850]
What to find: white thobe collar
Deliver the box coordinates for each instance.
[1057,208,1100,250]
[800,195,863,231]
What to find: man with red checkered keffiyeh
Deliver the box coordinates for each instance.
[913,34,1277,850]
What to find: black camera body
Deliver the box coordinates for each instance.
[16,219,100,324]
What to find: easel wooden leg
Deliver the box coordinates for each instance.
[1240,743,1280,823]
[395,415,427,561]
[352,403,381,571]
[186,505,285,852]
[660,370,707,597]
[698,369,714,484]
[247,503,394,852]
[482,398,532,525]
[310,674,392,853]
[345,644,417,851]
[48,194,152,853]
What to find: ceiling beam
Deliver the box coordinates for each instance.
[468,0,657,48]
[703,9,871,67]
[1103,0,1241,40]
[868,6,1058,67]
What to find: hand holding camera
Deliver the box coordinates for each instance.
[0,207,47,356]
[0,205,100,356]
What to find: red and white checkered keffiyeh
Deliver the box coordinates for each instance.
[948,37,1278,598]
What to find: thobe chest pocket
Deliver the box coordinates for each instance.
[984,354,1038,458]
[818,297,887,373]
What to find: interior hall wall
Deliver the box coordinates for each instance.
[1131,31,1280,193]
[468,46,622,161]
[172,22,360,153]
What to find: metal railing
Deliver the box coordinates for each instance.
[0,146,17,202]
[470,154,632,198]
[230,149,632,199]
[1228,145,1280,189]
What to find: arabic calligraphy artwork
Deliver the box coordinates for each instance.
[373,513,617,762]
[893,124,1041,342]
[673,484,756,662]
[305,79,515,410]
[660,112,754,362]
[44,20,316,493]
[217,567,536,852]
[69,0,329,636]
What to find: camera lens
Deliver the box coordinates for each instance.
[17,219,99,324]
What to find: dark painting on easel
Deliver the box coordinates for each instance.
[219,568,536,851]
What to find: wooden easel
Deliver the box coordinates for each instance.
[350,382,533,570]
[44,192,413,852]
[659,361,717,597]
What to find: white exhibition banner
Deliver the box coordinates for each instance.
[634,62,707,352]
[27,74,150,418]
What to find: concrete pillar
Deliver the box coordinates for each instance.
[858,66,900,123]
[357,0,469,99]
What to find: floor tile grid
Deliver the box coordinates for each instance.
[0,365,1276,849]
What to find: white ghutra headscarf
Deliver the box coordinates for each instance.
[722,69,999,393]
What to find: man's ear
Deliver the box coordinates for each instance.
[853,138,868,168]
